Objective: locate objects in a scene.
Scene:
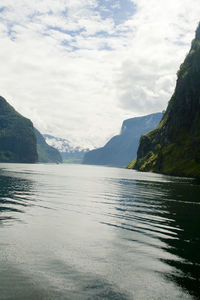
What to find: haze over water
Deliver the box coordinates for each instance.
[0,164,199,299]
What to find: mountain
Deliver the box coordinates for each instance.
[43,134,88,163]
[0,96,38,163]
[128,23,200,177]
[83,113,162,167]
[34,129,62,163]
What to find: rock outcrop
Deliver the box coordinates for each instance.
[129,23,200,177]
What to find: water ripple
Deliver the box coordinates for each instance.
[0,164,199,299]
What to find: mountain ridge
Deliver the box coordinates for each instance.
[0,95,38,163]
[34,129,62,163]
[128,23,200,177]
[83,112,162,167]
[44,134,88,163]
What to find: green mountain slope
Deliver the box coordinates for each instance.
[34,128,62,163]
[129,23,200,177]
[0,96,38,163]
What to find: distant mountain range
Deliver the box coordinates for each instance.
[0,95,86,164]
[2,23,200,176]
[34,129,62,163]
[0,95,62,164]
[83,112,162,167]
[44,134,89,163]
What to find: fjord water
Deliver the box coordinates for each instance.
[0,164,200,300]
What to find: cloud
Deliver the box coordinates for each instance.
[0,0,200,148]
[114,0,200,114]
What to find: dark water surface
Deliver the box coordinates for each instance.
[0,163,200,300]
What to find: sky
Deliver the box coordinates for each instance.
[0,0,200,149]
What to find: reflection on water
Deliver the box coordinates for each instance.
[101,177,200,299]
[0,164,200,299]
[158,181,200,299]
[0,170,34,225]
[115,178,200,298]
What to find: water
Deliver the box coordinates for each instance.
[0,163,200,300]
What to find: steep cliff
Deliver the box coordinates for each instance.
[34,129,62,163]
[129,23,200,177]
[0,96,38,163]
[83,113,162,167]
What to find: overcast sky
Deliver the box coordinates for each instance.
[0,0,200,148]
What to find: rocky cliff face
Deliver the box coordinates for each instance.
[0,96,38,163]
[83,113,162,167]
[34,129,62,163]
[130,23,200,177]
